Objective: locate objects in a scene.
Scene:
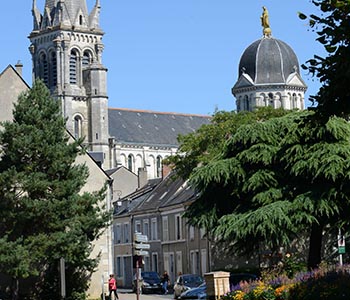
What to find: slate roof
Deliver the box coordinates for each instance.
[114,178,162,216]
[132,173,197,213]
[108,108,211,147]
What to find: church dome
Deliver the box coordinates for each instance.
[238,37,300,84]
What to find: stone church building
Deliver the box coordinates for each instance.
[29,0,211,181]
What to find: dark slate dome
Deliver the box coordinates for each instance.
[238,37,300,84]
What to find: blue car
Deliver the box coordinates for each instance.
[179,283,206,299]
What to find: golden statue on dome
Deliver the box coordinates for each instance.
[261,6,272,37]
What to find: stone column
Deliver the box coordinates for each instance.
[204,271,230,300]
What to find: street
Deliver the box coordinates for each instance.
[112,290,174,300]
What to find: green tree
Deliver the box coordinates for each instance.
[299,0,350,118]
[0,80,110,300]
[183,110,350,269]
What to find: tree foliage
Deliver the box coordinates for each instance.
[0,80,110,300]
[182,109,350,269]
[299,0,350,117]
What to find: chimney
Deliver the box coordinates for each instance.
[138,167,148,188]
[162,163,173,179]
[15,61,23,77]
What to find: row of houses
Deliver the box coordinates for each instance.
[111,169,212,287]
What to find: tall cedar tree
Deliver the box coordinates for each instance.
[0,80,110,300]
[170,1,350,270]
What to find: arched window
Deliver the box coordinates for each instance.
[49,51,57,88]
[292,93,297,109]
[39,52,49,86]
[82,50,92,69]
[268,93,274,108]
[156,156,162,178]
[74,115,82,139]
[244,95,249,111]
[128,154,134,172]
[69,50,78,84]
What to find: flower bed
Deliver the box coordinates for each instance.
[221,265,350,300]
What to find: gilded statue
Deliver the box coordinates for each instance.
[261,6,272,37]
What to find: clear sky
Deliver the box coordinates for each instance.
[1,1,325,116]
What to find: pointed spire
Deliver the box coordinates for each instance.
[89,0,101,30]
[32,0,42,30]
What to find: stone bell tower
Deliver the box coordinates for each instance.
[29,0,110,168]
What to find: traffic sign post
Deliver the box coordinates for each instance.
[338,230,346,266]
[133,233,150,300]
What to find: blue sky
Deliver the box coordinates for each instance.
[1,1,325,115]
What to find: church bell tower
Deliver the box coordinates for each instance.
[29,0,110,168]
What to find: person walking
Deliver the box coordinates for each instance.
[108,274,119,300]
[161,271,170,294]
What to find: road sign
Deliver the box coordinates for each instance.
[134,243,150,250]
[339,246,346,254]
[134,233,148,243]
[135,250,149,256]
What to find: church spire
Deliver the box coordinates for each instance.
[32,0,42,30]
[89,0,101,30]
[40,0,90,29]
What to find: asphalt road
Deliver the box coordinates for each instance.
[109,290,174,300]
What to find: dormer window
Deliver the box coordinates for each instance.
[79,15,83,26]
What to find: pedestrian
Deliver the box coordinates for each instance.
[108,274,119,300]
[161,271,170,294]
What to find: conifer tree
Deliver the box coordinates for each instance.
[0,80,110,300]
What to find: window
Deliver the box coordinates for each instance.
[152,253,158,273]
[144,256,150,271]
[143,219,149,238]
[69,50,78,84]
[116,257,122,277]
[190,251,200,275]
[135,221,141,234]
[128,154,134,172]
[189,226,195,241]
[49,51,57,87]
[123,223,130,243]
[39,52,49,87]
[244,95,249,111]
[82,50,92,68]
[74,115,82,139]
[156,156,162,177]
[114,223,122,244]
[151,218,157,240]
[175,214,182,240]
[162,216,169,241]
[200,228,206,239]
[176,251,183,275]
[79,15,83,26]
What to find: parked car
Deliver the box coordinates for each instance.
[179,283,206,299]
[173,274,204,299]
[132,271,163,294]
[178,273,258,299]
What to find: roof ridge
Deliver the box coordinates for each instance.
[109,107,211,118]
